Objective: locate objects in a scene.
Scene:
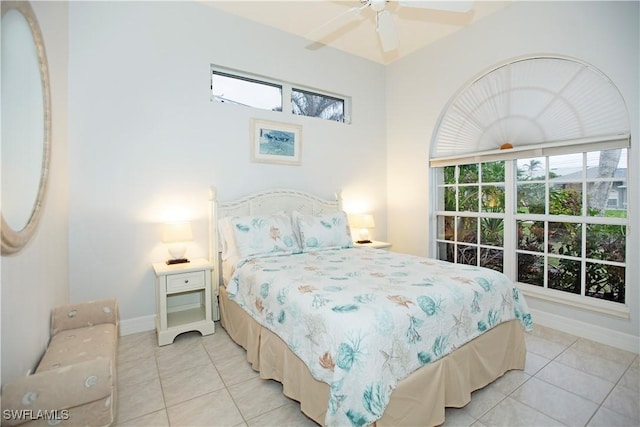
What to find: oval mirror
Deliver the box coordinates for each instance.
[1,1,51,255]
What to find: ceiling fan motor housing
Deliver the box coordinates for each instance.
[368,0,387,13]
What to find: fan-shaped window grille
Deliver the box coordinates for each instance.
[431,56,630,166]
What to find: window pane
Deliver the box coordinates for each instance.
[444,166,456,184]
[292,88,344,122]
[517,157,545,181]
[549,153,582,180]
[444,187,456,211]
[459,186,478,211]
[481,185,505,212]
[517,183,545,214]
[480,218,503,247]
[212,72,282,111]
[587,184,627,217]
[481,161,504,183]
[586,224,625,262]
[459,164,478,183]
[549,184,582,215]
[548,257,581,295]
[457,244,477,266]
[517,220,544,252]
[587,149,627,217]
[438,242,454,263]
[518,253,544,285]
[457,217,477,243]
[480,248,503,272]
[586,263,625,303]
[437,216,455,241]
[548,222,581,257]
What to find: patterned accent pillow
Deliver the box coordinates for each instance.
[293,210,354,252]
[229,212,301,259]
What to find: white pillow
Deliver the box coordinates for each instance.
[293,210,354,252]
[217,216,238,261]
[228,212,301,259]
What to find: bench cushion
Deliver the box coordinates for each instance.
[37,324,117,373]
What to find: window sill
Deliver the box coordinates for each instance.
[518,283,630,319]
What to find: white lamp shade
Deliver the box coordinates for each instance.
[162,221,193,262]
[349,214,375,229]
[162,221,193,243]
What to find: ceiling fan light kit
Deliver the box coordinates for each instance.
[369,0,387,13]
[307,0,475,54]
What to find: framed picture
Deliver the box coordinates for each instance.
[250,119,302,166]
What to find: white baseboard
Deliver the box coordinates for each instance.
[530,308,640,354]
[119,315,156,336]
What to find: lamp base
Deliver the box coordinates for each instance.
[356,240,372,244]
[166,258,190,265]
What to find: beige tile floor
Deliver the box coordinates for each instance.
[115,323,639,427]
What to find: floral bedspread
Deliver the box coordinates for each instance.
[227,247,532,426]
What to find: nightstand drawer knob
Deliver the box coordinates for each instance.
[184,280,189,283]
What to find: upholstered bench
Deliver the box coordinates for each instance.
[2,299,119,426]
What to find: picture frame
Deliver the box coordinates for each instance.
[250,119,302,166]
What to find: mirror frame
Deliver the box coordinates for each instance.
[1,1,52,255]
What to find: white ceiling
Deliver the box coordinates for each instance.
[204,0,511,64]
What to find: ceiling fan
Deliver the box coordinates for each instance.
[307,0,474,52]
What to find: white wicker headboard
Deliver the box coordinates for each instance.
[207,187,342,289]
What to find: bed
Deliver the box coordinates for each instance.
[208,188,532,427]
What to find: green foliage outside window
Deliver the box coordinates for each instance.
[437,151,627,305]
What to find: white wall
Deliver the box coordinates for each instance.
[1,1,69,384]
[386,1,639,349]
[66,2,387,324]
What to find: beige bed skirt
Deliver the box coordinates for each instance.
[219,286,526,426]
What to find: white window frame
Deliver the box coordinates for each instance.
[210,65,352,124]
[430,135,631,318]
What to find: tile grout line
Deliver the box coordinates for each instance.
[537,336,636,426]
[501,336,590,426]
[203,338,250,425]
[153,347,171,426]
[504,371,569,426]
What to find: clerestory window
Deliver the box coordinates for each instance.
[211,66,350,123]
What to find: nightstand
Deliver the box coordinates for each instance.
[152,258,215,346]
[354,240,392,249]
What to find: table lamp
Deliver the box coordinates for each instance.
[350,214,375,244]
[162,221,193,264]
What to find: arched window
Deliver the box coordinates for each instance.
[430,56,630,317]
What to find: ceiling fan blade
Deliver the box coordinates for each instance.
[376,10,398,52]
[398,1,474,13]
[305,5,366,42]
